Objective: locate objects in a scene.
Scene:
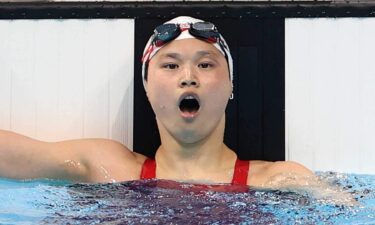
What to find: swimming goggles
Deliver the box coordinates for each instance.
[153,22,219,46]
[142,22,229,63]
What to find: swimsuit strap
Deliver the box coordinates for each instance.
[231,159,250,185]
[140,158,156,179]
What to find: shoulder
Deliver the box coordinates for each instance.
[54,139,148,183]
[55,138,146,164]
[264,161,313,176]
[83,139,147,163]
[248,160,314,187]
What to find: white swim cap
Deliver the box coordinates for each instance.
[141,16,233,89]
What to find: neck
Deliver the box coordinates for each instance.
[155,115,236,180]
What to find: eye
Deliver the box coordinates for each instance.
[198,63,213,69]
[163,63,179,70]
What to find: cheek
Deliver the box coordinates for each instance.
[147,71,167,100]
[202,65,231,95]
[204,77,232,99]
[146,79,176,113]
[203,84,231,114]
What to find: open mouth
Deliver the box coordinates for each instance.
[179,94,200,117]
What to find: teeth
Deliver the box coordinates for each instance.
[184,95,195,100]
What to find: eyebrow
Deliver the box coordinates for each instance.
[160,53,183,60]
[159,50,221,61]
[195,50,220,58]
[194,50,221,63]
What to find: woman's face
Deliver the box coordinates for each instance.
[145,38,232,144]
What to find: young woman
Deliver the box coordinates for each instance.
[0,16,312,186]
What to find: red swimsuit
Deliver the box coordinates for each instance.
[140,158,250,185]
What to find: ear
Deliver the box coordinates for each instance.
[229,83,234,100]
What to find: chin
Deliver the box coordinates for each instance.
[158,112,224,145]
[175,131,204,145]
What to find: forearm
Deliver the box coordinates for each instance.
[263,172,357,206]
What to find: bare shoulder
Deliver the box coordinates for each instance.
[77,139,147,163]
[249,160,314,187]
[53,139,148,183]
[264,161,313,176]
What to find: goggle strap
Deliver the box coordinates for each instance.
[206,37,217,43]
[154,40,165,47]
[141,44,155,63]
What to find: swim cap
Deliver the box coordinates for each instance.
[141,16,233,89]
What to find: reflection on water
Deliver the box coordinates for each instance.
[0,172,374,224]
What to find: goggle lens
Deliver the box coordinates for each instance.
[153,23,181,47]
[191,22,216,31]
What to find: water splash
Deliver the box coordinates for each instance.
[0,172,374,225]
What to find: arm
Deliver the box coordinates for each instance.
[261,161,357,205]
[0,130,139,183]
[0,130,75,180]
[262,161,315,188]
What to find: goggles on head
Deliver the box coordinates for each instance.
[153,22,219,47]
[142,22,229,64]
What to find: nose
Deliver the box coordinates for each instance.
[180,79,199,87]
[179,66,200,88]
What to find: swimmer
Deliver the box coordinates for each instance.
[0,16,313,187]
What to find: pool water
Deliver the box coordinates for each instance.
[0,172,374,224]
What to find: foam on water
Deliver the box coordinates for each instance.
[0,172,374,225]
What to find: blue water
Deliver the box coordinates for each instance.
[0,172,374,225]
